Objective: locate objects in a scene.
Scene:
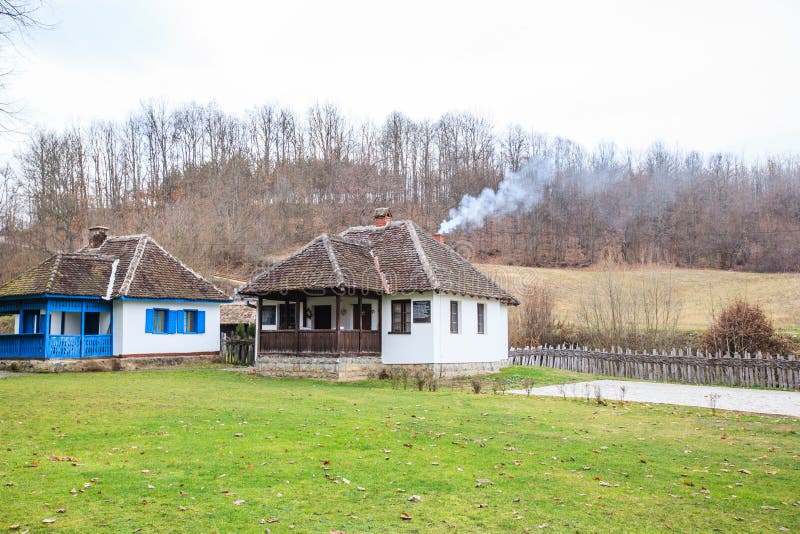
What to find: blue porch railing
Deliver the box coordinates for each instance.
[0,334,112,358]
[0,334,46,358]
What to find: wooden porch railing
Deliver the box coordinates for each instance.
[260,329,381,355]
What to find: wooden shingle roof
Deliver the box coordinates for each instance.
[220,302,257,325]
[0,235,229,302]
[240,221,518,305]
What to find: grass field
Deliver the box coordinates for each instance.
[478,264,800,330]
[1,369,798,532]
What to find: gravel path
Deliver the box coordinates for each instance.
[509,380,800,417]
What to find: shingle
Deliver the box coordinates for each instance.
[241,220,518,305]
[220,302,257,325]
[0,235,229,302]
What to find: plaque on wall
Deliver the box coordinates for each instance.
[412,300,431,323]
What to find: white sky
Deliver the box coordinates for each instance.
[1,0,798,159]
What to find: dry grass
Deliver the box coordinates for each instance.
[478,264,800,329]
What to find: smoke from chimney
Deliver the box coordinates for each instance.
[438,158,551,234]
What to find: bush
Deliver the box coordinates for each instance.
[470,377,483,394]
[510,283,563,347]
[235,323,246,339]
[700,300,784,354]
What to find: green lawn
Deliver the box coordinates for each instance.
[0,370,798,533]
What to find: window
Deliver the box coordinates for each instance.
[279,303,297,329]
[184,310,197,333]
[261,305,277,328]
[153,309,167,333]
[477,303,486,334]
[146,308,204,334]
[450,300,459,334]
[390,300,411,334]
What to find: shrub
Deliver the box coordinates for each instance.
[700,300,783,354]
[522,377,536,396]
[491,376,508,395]
[470,377,483,394]
[415,369,434,391]
[510,283,563,347]
[235,323,246,339]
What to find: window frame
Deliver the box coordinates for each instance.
[153,308,168,334]
[183,309,198,334]
[477,302,486,335]
[390,299,411,334]
[449,300,460,334]
[261,304,277,328]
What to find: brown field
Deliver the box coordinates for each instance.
[477,264,800,330]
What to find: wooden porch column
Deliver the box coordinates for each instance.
[335,293,341,354]
[293,299,300,353]
[377,294,382,354]
[43,300,50,358]
[356,294,362,353]
[255,298,261,359]
[80,301,86,358]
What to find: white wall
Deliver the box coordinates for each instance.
[114,299,221,356]
[380,292,510,365]
[434,294,508,364]
[381,292,436,364]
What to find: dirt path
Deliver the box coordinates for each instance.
[509,379,800,417]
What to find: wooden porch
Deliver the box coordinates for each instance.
[259,329,381,355]
[256,291,382,356]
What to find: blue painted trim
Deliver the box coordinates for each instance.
[0,294,105,302]
[118,296,232,303]
[43,300,50,358]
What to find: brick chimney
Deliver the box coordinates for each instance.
[88,226,109,248]
[432,233,445,244]
[374,207,392,227]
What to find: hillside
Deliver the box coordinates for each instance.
[477,264,800,329]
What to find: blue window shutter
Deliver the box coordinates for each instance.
[176,310,185,334]
[198,310,206,333]
[145,309,154,333]
[167,310,178,334]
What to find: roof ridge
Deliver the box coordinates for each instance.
[106,234,148,241]
[370,248,392,294]
[405,221,439,291]
[144,237,229,300]
[321,233,345,288]
[118,235,148,296]
[45,253,63,293]
[104,258,119,300]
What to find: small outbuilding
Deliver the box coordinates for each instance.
[0,227,230,362]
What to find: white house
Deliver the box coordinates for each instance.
[0,227,230,361]
[239,208,519,379]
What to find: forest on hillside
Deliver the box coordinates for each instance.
[1,101,799,284]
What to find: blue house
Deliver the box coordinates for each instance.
[0,227,230,360]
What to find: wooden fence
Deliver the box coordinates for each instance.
[221,335,255,366]
[509,345,800,389]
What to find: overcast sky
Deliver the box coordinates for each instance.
[1,0,798,159]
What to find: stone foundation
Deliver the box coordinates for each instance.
[0,353,219,373]
[254,354,503,381]
[383,361,503,379]
[254,355,384,381]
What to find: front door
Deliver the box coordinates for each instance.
[314,305,332,330]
